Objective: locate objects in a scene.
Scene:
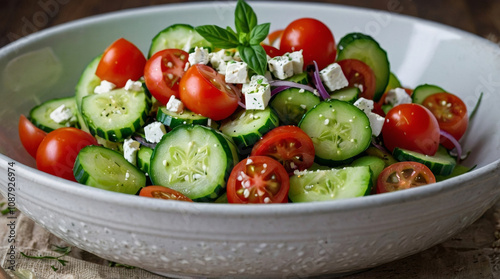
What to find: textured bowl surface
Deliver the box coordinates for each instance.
[1,1,500,278]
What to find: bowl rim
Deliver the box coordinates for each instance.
[2,0,500,217]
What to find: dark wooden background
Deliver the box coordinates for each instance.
[1,0,500,48]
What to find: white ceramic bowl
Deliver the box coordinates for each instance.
[1,2,500,278]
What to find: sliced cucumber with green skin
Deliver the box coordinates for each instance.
[73,145,146,195]
[148,24,212,58]
[329,86,360,104]
[156,106,209,129]
[289,166,372,202]
[411,84,446,104]
[81,88,150,142]
[337,32,390,101]
[435,164,474,182]
[299,99,372,166]
[350,155,386,186]
[393,145,456,176]
[75,55,102,132]
[150,125,237,202]
[137,146,153,175]
[29,96,78,132]
[219,107,279,154]
[284,72,309,85]
[269,88,320,125]
[364,146,398,168]
[384,72,402,92]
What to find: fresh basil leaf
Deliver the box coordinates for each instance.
[235,0,257,34]
[238,44,268,75]
[195,25,239,49]
[249,23,270,45]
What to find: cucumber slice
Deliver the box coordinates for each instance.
[150,125,237,202]
[289,166,372,202]
[329,86,360,104]
[75,55,102,132]
[411,84,446,104]
[219,107,279,154]
[364,146,398,168]
[148,24,212,58]
[73,145,146,194]
[299,99,372,166]
[384,72,402,92]
[284,72,309,85]
[81,88,150,142]
[393,145,456,176]
[269,88,320,125]
[29,96,78,132]
[156,106,208,129]
[337,32,390,101]
[351,155,386,185]
[137,146,153,175]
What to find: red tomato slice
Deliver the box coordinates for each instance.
[227,156,290,204]
[179,64,240,121]
[18,115,47,158]
[95,38,146,88]
[337,59,376,100]
[139,185,193,202]
[261,44,283,58]
[376,161,436,193]
[144,48,189,105]
[422,92,469,150]
[251,126,315,175]
[279,18,337,70]
[36,127,98,181]
[382,103,440,156]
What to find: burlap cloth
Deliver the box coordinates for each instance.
[2,195,500,279]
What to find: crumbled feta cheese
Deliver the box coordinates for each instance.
[354,97,385,136]
[166,95,184,113]
[268,55,294,79]
[94,80,116,94]
[209,49,237,74]
[123,138,141,165]
[242,75,271,110]
[319,63,348,91]
[188,47,210,65]
[124,79,143,91]
[49,104,74,124]
[225,61,248,84]
[385,87,412,106]
[144,121,167,143]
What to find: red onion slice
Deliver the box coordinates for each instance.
[439,130,462,160]
[310,61,331,100]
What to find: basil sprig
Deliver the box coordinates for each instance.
[195,0,270,75]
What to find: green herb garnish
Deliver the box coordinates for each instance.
[20,245,71,271]
[195,0,269,75]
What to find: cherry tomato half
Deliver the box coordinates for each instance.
[251,126,315,175]
[144,48,189,105]
[95,38,146,88]
[337,59,376,100]
[139,185,193,202]
[179,64,240,121]
[36,127,98,181]
[262,44,284,58]
[18,115,47,158]
[422,92,468,150]
[227,156,290,204]
[376,161,436,193]
[280,18,337,70]
[382,103,440,156]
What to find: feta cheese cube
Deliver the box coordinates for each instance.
[124,79,143,92]
[209,49,237,74]
[123,138,141,165]
[268,55,294,80]
[94,80,116,94]
[287,50,304,74]
[166,95,184,113]
[385,87,412,106]
[354,97,385,136]
[144,121,167,143]
[225,61,248,84]
[188,47,210,65]
[50,104,74,124]
[242,75,271,110]
[320,63,348,91]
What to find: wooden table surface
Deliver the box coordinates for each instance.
[1,0,500,278]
